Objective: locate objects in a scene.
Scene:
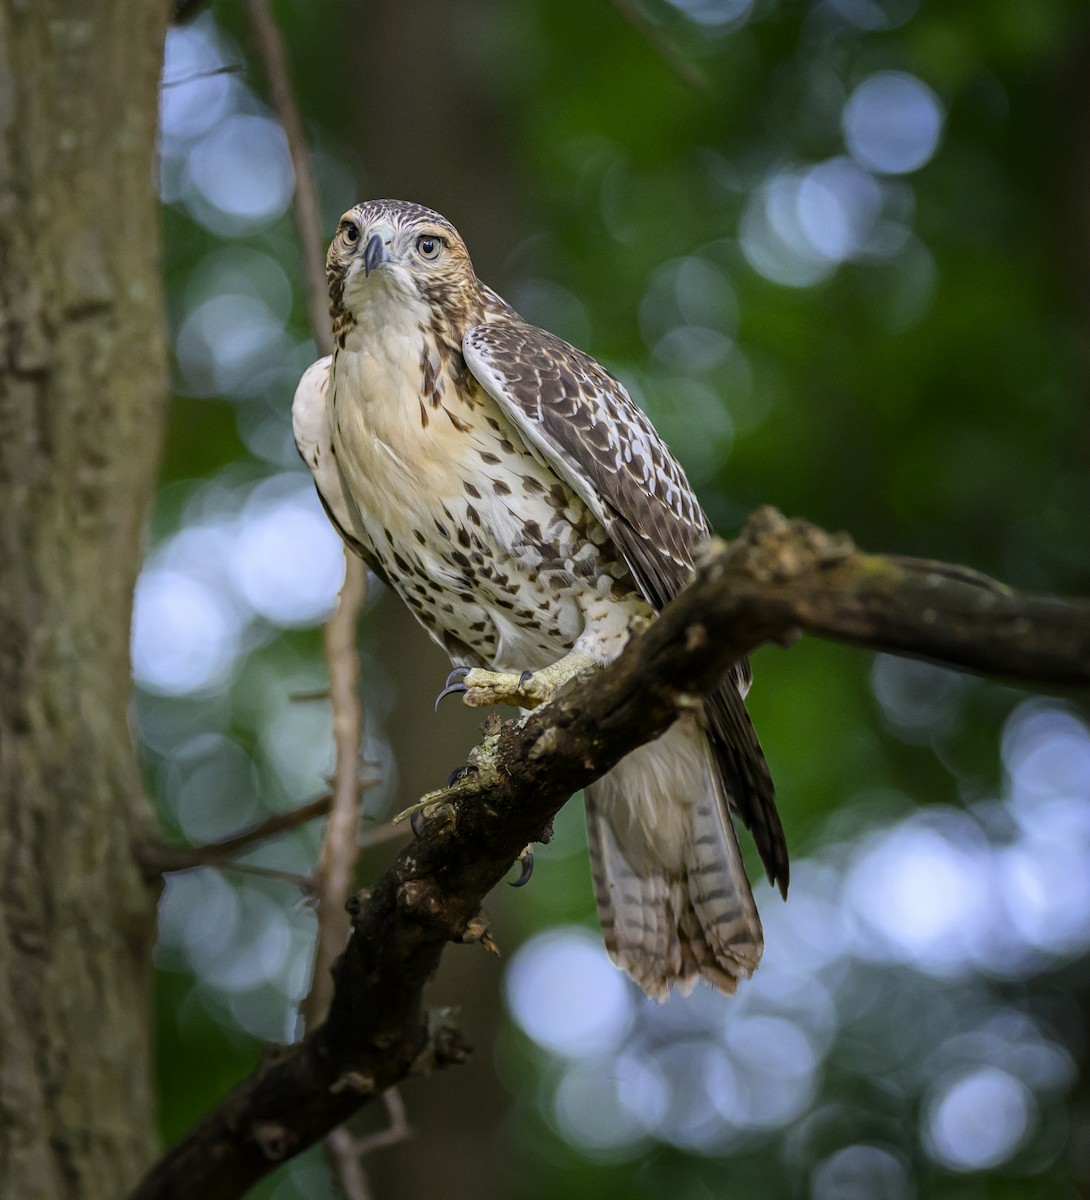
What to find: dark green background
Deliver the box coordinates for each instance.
[147,2,1090,1196]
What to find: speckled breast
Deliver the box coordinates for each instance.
[329,344,635,671]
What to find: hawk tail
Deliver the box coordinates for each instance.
[585,718,763,1002]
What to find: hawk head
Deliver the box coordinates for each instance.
[327,199,480,344]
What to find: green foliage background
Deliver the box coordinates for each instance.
[147,1,1090,1196]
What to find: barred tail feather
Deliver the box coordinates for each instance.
[585,717,763,1001]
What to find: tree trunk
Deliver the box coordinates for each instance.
[0,3,169,1196]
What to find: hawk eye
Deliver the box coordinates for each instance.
[416,235,442,261]
[342,222,360,244]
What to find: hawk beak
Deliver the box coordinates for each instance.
[362,233,389,277]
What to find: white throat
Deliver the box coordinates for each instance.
[339,265,432,357]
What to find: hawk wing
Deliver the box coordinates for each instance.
[291,356,391,588]
[464,321,788,893]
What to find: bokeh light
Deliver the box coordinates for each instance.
[810,1144,914,1200]
[827,0,920,31]
[132,566,246,695]
[497,698,1090,1174]
[131,473,344,697]
[664,0,755,29]
[506,927,635,1058]
[185,114,294,235]
[843,72,944,176]
[924,1067,1035,1170]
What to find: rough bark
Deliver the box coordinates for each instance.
[0,3,170,1196]
[131,508,1090,1200]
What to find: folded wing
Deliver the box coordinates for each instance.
[464,321,788,892]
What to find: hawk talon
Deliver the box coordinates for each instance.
[394,791,455,830]
[435,655,599,712]
[436,665,536,709]
[446,763,476,788]
[434,667,471,712]
[509,846,534,888]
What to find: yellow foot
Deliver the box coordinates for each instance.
[434,652,598,711]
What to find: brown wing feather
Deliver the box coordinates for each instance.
[464,320,788,893]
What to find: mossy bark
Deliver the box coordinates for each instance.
[0,3,169,1195]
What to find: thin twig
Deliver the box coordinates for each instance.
[160,63,244,88]
[244,0,332,355]
[136,795,332,878]
[136,799,382,889]
[353,1090,411,1158]
[323,1090,412,1200]
[304,558,368,1028]
[214,864,316,891]
[324,1127,373,1200]
[244,0,369,1024]
[610,0,711,95]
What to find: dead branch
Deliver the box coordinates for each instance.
[129,507,1090,1200]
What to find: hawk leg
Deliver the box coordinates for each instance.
[436,649,598,709]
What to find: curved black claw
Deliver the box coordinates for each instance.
[509,848,534,888]
[518,670,533,689]
[434,667,471,712]
[446,763,476,788]
[410,808,427,838]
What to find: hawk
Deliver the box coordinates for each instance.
[293,199,788,1000]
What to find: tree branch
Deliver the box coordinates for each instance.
[129,506,1090,1200]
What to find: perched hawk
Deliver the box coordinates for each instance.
[293,199,788,1000]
